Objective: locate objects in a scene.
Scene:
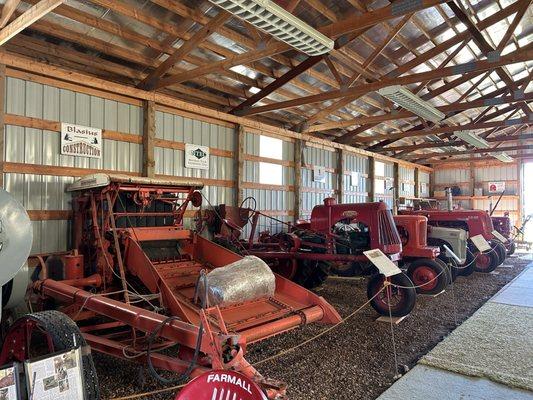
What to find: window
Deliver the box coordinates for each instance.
[375,179,385,194]
[374,161,386,194]
[259,135,283,185]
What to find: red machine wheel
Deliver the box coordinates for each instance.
[0,311,100,400]
[474,251,499,273]
[273,259,298,280]
[407,259,448,295]
[367,273,416,317]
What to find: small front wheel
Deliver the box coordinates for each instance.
[367,273,416,317]
[474,250,499,273]
[407,259,448,295]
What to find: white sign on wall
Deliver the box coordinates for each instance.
[488,181,505,193]
[350,172,359,188]
[313,166,326,183]
[61,123,102,159]
[185,144,210,170]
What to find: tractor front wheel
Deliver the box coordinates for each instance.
[474,250,499,273]
[507,241,516,256]
[460,252,476,276]
[367,273,416,317]
[492,241,507,266]
[294,260,330,289]
[407,259,448,295]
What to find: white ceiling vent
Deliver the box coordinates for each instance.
[492,152,514,163]
[378,85,445,123]
[208,0,334,56]
[454,131,491,149]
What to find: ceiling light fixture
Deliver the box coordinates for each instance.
[492,152,514,163]
[453,131,490,149]
[378,85,445,123]
[208,0,334,56]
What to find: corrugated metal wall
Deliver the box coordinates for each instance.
[375,161,394,208]
[344,152,369,203]
[420,171,430,197]
[399,166,415,198]
[4,76,142,254]
[301,145,337,219]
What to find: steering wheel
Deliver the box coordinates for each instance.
[240,196,257,223]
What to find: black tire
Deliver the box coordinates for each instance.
[294,260,330,289]
[8,311,99,400]
[213,237,243,255]
[474,250,499,273]
[507,241,516,256]
[407,259,448,295]
[367,273,416,317]
[492,241,506,266]
[436,256,456,284]
[460,251,476,276]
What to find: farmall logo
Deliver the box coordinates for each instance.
[191,147,207,160]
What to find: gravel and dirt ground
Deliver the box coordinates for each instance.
[96,255,531,400]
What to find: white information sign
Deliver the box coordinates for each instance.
[0,364,19,400]
[470,234,491,252]
[313,166,326,183]
[488,181,505,193]
[363,249,402,277]
[185,144,210,170]
[350,172,359,188]
[492,230,508,243]
[61,123,102,159]
[25,348,85,400]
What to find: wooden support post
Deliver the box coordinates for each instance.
[236,125,245,207]
[142,100,155,178]
[337,148,344,204]
[368,157,375,202]
[393,163,400,214]
[414,168,420,198]
[0,64,5,188]
[294,139,303,221]
[469,161,476,197]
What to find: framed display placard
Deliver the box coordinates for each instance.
[0,363,21,400]
[363,249,402,277]
[25,348,84,400]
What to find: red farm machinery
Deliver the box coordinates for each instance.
[0,175,343,400]
[203,197,418,317]
[491,214,516,255]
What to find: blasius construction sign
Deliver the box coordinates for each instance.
[185,143,210,170]
[61,123,102,159]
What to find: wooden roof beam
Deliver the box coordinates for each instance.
[0,0,20,28]
[407,143,533,161]
[0,0,62,45]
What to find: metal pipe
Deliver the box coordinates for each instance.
[445,187,453,211]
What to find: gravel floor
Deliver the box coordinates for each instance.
[96,255,531,400]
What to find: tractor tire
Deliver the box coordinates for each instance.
[5,311,99,400]
[459,251,476,276]
[367,273,416,317]
[407,259,448,295]
[492,241,507,266]
[293,260,330,289]
[474,250,499,273]
[507,241,516,256]
[436,256,457,284]
[213,237,243,255]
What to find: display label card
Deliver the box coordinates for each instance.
[470,234,491,252]
[0,364,20,400]
[185,144,210,170]
[61,123,102,159]
[488,181,505,193]
[313,166,326,183]
[363,249,402,277]
[491,230,508,243]
[25,348,85,400]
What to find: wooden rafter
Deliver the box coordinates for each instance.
[138,10,230,90]
[0,0,20,28]
[0,0,63,45]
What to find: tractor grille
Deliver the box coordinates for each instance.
[378,210,401,246]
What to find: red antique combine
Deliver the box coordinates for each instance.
[1,174,342,400]
[394,215,451,295]
[399,208,506,273]
[204,198,417,317]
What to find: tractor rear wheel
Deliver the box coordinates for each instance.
[0,311,100,399]
[293,260,330,289]
[367,273,416,317]
[474,250,499,273]
[407,259,448,295]
[492,241,506,266]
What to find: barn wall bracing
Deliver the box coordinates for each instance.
[432,161,521,226]
[2,71,432,254]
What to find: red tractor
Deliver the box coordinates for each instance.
[394,215,451,295]
[492,214,516,255]
[203,198,417,317]
[399,209,506,273]
[2,175,342,400]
